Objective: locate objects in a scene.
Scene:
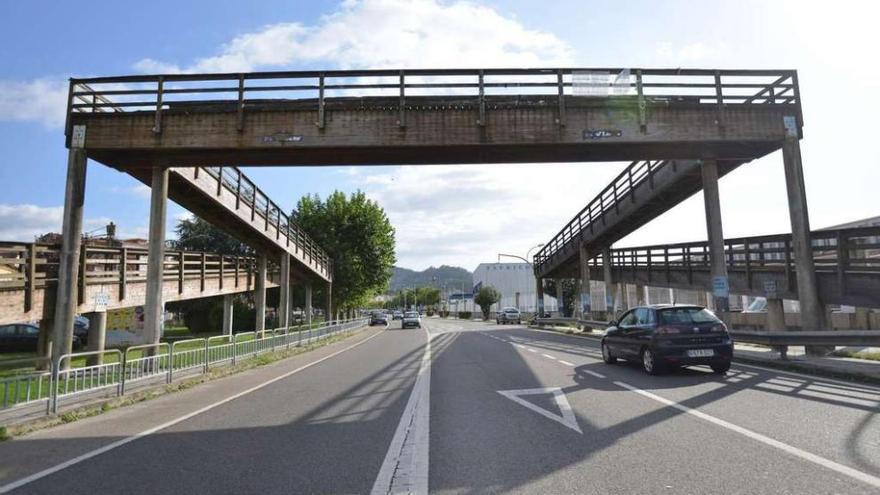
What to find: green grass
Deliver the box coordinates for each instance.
[831,349,880,361]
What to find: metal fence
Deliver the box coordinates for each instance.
[0,318,367,419]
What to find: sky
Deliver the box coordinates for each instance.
[1,0,878,272]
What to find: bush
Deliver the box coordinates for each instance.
[458,311,472,320]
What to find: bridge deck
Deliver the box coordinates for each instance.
[66,68,800,168]
[0,243,277,325]
[532,158,750,279]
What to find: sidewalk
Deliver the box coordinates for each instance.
[529,325,880,385]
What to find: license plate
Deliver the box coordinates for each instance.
[687,349,714,358]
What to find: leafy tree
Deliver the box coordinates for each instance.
[171,216,253,256]
[385,287,440,309]
[295,191,396,314]
[474,286,502,320]
[543,279,578,317]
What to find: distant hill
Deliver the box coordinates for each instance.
[389,265,473,293]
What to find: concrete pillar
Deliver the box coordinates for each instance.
[536,278,545,316]
[222,294,234,336]
[515,292,520,311]
[278,253,290,330]
[305,283,313,327]
[52,148,87,367]
[618,283,629,313]
[325,282,333,323]
[636,284,647,305]
[143,167,169,345]
[254,254,267,332]
[555,279,565,317]
[578,244,592,319]
[602,247,614,316]
[37,318,53,371]
[782,136,828,347]
[85,311,106,366]
[701,160,731,319]
[766,298,786,331]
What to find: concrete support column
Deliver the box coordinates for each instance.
[52,148,88,367]
[701,160,731,319]
[325,283,333,323]
[578,244,592,319]
[85,311,107,366]
[618,283,629,312]
[37,318,53,370]
[144,167,169,346]
[536,278,545,317]
[782,136,827,347]
[254,254,267,332]
[636,284,647,306]
[222,294,234,336]
[278,253,290,330]
[602,247,614,317]
[555,279,565,317]
[305,283,313,327]
[766,298,786,331]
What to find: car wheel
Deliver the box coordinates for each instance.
[601,340,617,364]
[642,348,665,375]
[711,361,731,374]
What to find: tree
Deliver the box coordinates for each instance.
[295,191,396,314]
[171,216,253,256]
[474,286,502,320]
[543,279,578,317]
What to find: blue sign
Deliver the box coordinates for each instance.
[712,276,730,298]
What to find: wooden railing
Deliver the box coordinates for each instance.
[592,227,880,289]
[533,159,669,272]
[0,242,260,311]
[197,166,331,276]
[65,67,800,135]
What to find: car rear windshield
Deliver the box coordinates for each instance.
[658,307,720,325]
[405,312,419,318]
[504,308,519,313]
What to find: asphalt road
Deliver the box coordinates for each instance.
[1,318,879,494]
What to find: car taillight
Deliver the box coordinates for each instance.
[656,326,681,335]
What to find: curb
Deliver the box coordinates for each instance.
[527,325,880,386]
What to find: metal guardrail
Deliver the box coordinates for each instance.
[534,317,610,329]
[0,318,368,419]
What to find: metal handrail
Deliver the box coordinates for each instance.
[533,159,666,271]
[121,342,171,393]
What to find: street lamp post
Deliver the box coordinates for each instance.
[498,243,544,314]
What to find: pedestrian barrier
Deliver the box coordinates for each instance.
[0,318,368,420]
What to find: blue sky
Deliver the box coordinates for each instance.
[1,0,878,270]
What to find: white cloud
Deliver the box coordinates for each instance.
[109,184,152,199]
[133,0,572,73]
[655,41,730,64]
[0,78,69,128]
[361,163,626,270]
[0,204,110,241]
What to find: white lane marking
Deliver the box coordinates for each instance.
[371,327,432,495]
[514,344,526,349]
[498,387,582,434]
[559,360,575,367]
[0,325,387,495]
[526,348,538,353]
[612,380,880,490]
[541,353,557,360]
[581,370,606,379]
[732,362,880,392]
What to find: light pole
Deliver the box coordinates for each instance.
[498,243,544,313]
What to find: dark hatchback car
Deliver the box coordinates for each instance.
[0,323,83,353]
[370,311,389,326]
[601,305,732,375]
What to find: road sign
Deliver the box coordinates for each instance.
[712,276,730,298]
[93,291,109,312]
[497,387,582,434]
